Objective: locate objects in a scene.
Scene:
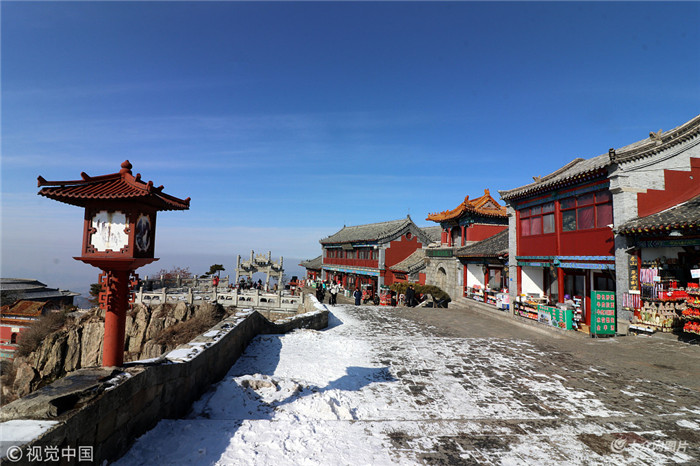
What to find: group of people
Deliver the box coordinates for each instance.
[314,279,379,307]
[237,278,276,292]
[315,280,342,305]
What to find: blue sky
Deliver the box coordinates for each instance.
[2,1,699,295]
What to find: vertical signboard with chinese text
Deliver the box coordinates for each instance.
[628,255,639,291]
[591,290,616,336]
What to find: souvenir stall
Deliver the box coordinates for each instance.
[617,195,700,336]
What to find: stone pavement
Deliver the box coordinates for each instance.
[119,299,700,465]
[313,295,700,464]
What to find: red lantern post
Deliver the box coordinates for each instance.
[38,161,190,366]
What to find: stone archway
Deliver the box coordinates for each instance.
[437,267,447,291]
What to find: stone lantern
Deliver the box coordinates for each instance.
[37,161,190,366]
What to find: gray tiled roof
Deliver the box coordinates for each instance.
[455,229,509,258]
[421,226,443,243]
[299,255,322,270]
[0,278,80,300]
[320,216,427,245]
[389,249,427,273]
[499,114,700,201]
[617,195,700,234]
[612,114,700,164]
[499,153,610,200]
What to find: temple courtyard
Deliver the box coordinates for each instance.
[117,301,700,465]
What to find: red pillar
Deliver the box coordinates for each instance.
[101,269,131,367]
[463,264,468,297]
[557,267,565,303]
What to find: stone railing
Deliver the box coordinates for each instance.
[0,295,328,465]
[134,288,304,310]
[139,275,232,291]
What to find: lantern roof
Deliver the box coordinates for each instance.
[37,160,190,211]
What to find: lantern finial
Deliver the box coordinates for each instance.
[120,160,133,174]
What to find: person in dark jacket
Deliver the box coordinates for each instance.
[353,288,362,306]
[316,282,325,303]
[406,285,416,307]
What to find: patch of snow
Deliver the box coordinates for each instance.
[0,420,59,443]
[104,371,133,391]
[676,419,699,430]
[117,304,698,465]
[0,420,59,458]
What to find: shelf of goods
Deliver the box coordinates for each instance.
[682,286,700,335]
[632,298,686,333]
[515,297,544,321]
[468,287,485,303]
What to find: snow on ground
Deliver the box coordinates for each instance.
[116,305,698,465]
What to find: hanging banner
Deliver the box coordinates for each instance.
[628,255,639,291]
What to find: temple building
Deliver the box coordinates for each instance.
[500,113,700,334]
[299,256,322,281]
[0,279,79,360]
[424,189,508,301]
[454,229,509,306]
[319,216,433,293]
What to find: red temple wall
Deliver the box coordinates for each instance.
[385,235,423,268]
[466,224,507,242]
[637,157,700,218]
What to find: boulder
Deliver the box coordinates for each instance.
[80,320,104,367]
[64,327,81,373]
[13,362,38,398]
[127,305,151,354]
[39,332,68,381]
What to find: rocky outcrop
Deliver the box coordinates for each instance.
[5,302,226,404]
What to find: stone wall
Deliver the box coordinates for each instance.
[5,303,225,403]
[423,256,460,302]
[0,300,328,465]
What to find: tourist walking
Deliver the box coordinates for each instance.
[329,281,339,305]
[316,282,325,303]
[353,288,362,306]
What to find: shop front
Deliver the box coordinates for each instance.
[455,229,509,309]
[616,194,700,336]
[513,257,615,333]
[621,239,700,335]
[322,265,379,299]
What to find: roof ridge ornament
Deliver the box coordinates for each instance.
[649,128,663,145]
[120,160,133,175]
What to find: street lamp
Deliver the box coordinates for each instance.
[38,160,190,366]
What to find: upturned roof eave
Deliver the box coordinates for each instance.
[37,161,190,211]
